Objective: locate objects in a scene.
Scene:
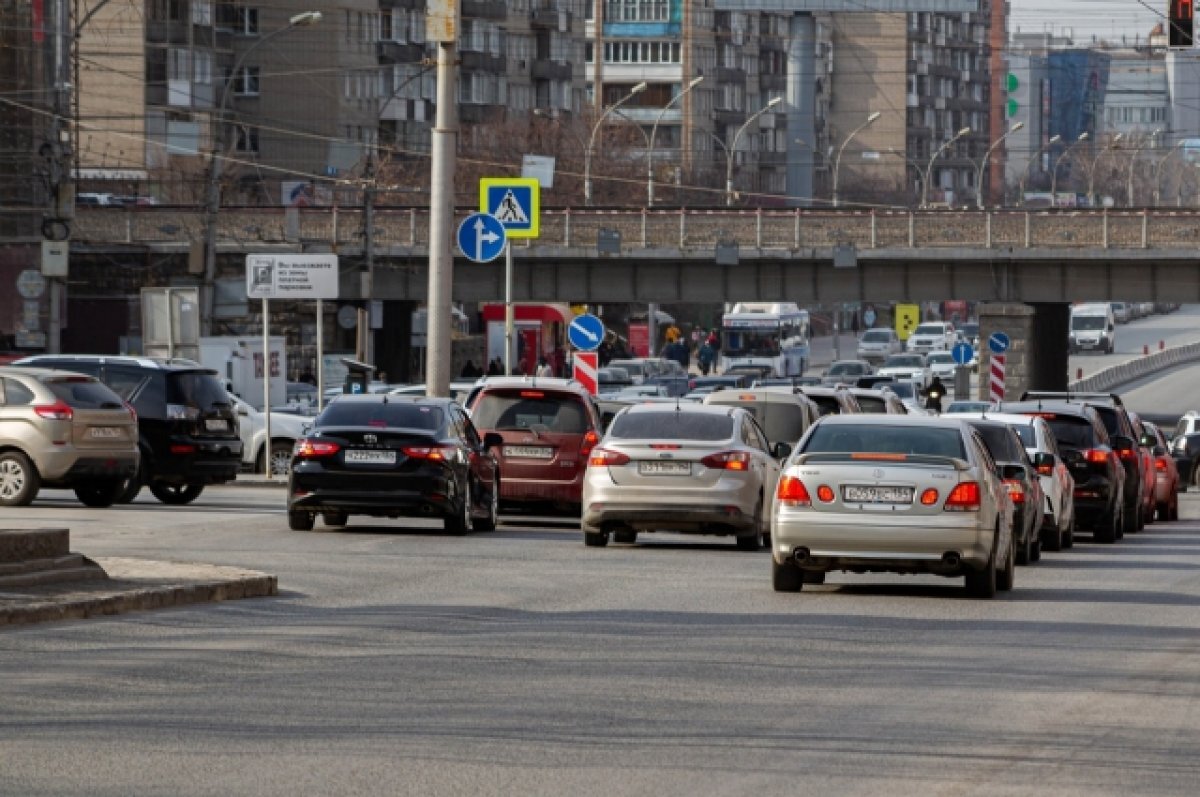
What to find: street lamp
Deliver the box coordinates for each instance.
[1018,134,1060,206]
[584,81,647,206]
[974,121,1023,210]
[647,76,703,206]
[1127,128,1162,206]
[832,111,881,208]
[921,126,971,209]
[724,96,783,206]
[201,10,322,334]
[1050,132,1089,205]
[1087,132,1123,207]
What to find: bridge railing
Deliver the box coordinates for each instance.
[69,207,1200,251]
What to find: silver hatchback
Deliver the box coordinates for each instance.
[771,415,1014,598]
[582,403,789,550]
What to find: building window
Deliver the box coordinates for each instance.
[237,7,259,35]
[234,125,259,152]
[605,0,669,22]
[168,48,191,81]
[194,51,211,84]
[192,0,212,25]
[230,66,260,95]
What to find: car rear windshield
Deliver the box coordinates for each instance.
[1072,316,1107,330]
[969,423,1022,462]
[166,371,231,409]
[807,396,844,416]
[726,403,808,446]
[44,376,125,409]
[913,324,944,335]
[855,395,887,414]
[1044,416,1097,450]
[804,424,966,459]
[318,402,444,431]
[471,391,588,434]
[861,330,891,342]
[608,412,734,441]
[884,355,924,367]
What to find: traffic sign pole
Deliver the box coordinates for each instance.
[505,242,514,376]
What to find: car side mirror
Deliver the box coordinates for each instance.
[1139,434,1155,448]
[1111,434,1135,453]
[237,407,249,416]
[1153,445,1167,457]
[1000,462,1026,481]
[1032,451,1054,469]
[773,442,793,460]
[482,432,504,449]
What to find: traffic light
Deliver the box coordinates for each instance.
[1170,0,1194,47]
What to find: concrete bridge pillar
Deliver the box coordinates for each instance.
[977,302,1070,401]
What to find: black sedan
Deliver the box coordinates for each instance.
[288,395,501,533]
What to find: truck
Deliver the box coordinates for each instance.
[198,336,287,410]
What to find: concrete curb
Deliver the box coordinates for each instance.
[0,557,278,628]
[1069,339,1200,393]
[227,476,287,488]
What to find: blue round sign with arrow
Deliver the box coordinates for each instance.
[568,313,605,352]
[988,331,1011,355]
[951,341,974,366]
[457,213,506,263]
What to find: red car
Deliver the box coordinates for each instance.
[1129,412,1159,528]
[468,377,601,514]
[1141,420,1180,521]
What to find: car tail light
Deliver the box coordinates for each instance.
[1083,448,1110,465]
[701,451,751,471]
[650,443,681,450]
[402,445,454,461]
[123,401,138,422]
[944,481,981,511]
[1003,479,1026,505]
[776,476,811,507]
[169,444,196,455]
[293,438,341,459]
[1117,447,1136,462]
[519,390,544,398]
[580,429,599,458]
[815,485,835,502]
[1155,457,1169,472]
[1036,461,1054,476]
[920,488,939,505]
[588,448,630,467]
[33,400,73,420]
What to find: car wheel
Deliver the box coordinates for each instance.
[1016,524,1032,565]
[73,480,125,508]
[0,451,40,507]
[613,530,637,544]
[1095,505,1120,544]
[1063,516,1075,549]
[736,534,761,551]
[997,530,1016,591]
[1029,533,1042,563]
[444,481,474,535]
[965,529,998,599]
[475,476,499,532]
[1041,519,1063,552]
[148,482,204,505]
[772,558,804,592]
[257,441,294,477]
[322,511,348,527]
[288,510,314,531]
[116,458,145,504]
[1192,459,1200,489]
[1170,493,1180,521]
[1157,500,1170,522]
[802,571,826,585]
[583,530,609,547]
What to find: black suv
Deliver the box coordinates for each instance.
[1000,399,1128,543]
[14,355,241,504]
[1021,391,1146,534]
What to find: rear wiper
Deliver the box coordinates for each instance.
[99,401,123,409]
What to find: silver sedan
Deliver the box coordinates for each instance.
[771,415,1015,598]
[582,403,788,550]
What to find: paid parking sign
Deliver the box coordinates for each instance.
[480,177,540,239]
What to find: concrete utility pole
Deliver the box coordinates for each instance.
[425,1,460,397]
[1018,134,1059,206]
[975,121,1023,210]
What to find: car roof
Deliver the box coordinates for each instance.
[472,376,589,396]
[996,399,1099,419]
[704,389,813,406]
[328,393,455,406]
[948,411,1040,427]
[0,365,100,380]
[815,413,967,428]
[12,354,215,373]
[621,401,739,417]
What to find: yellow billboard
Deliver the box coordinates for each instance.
[895,304,920,341]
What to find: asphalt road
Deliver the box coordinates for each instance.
[1069,304,1200,380]
[3,479,1200,796]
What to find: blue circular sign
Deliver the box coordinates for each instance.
[951,341,974,366]
[568,313,605,352]
[988,331,1011,355]
[457,213,506,263]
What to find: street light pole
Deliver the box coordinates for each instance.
[201,11,321,336]
[725,96,782,206]
[1087,132,1123,208]
[1018,133,1060,206]
[647,76,703,207]
[921,126,971,209]
[584,81,646,206]
[974,121,1023,210]
[1050,131,1088,206]
[831,111,880,208]
[1127,128,1161,206]
[1153,138,1186,206]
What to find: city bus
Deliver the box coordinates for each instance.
[717,302,811,377]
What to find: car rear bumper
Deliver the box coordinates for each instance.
[154,436,243,485]
[34,447,139,482]
[289,473,458,518]
[500,474,584,505]
[582,502,757,534]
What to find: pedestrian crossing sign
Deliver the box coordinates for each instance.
[479,177,540,239]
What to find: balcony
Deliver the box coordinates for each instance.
[461,51,506,73]
[147,20,189,45]
[460,103,506,125]
[377,40,425,64]
[715,65,746,84]
[532,60,573,81]
[530,6,569,29]
[714,108,744,126]
[462,0,507,21]
[760,73,786,91]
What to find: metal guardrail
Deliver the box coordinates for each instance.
[68,207,1200,252]
[1069,339,1200,393]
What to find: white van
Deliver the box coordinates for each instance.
[1069,303,1116,354]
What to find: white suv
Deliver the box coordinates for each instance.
[906,322,956,354]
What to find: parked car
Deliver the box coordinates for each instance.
[14,354,242,504]
[877,353,931,389]
[229,394,311,476]
[287,395,501,532]
[1141,420,1180,521]
[1127,411,1159,529]
[468,377,602,514]
[855,328,902,363]
[999,399,1128,543]
[960,418,1046,565]
[821,359,874,386]
[581,403,789,549]
[0,367,138,507]
[905,322,956,354]
[771,414,1015,598]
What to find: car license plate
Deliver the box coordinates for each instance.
[88,427,122,438]
[205,419,228,431]
[638,461,691,476]
[1081,342,1095,349]
[843,485,913,504]
[345,450,396,465]
[504,446,553,459]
